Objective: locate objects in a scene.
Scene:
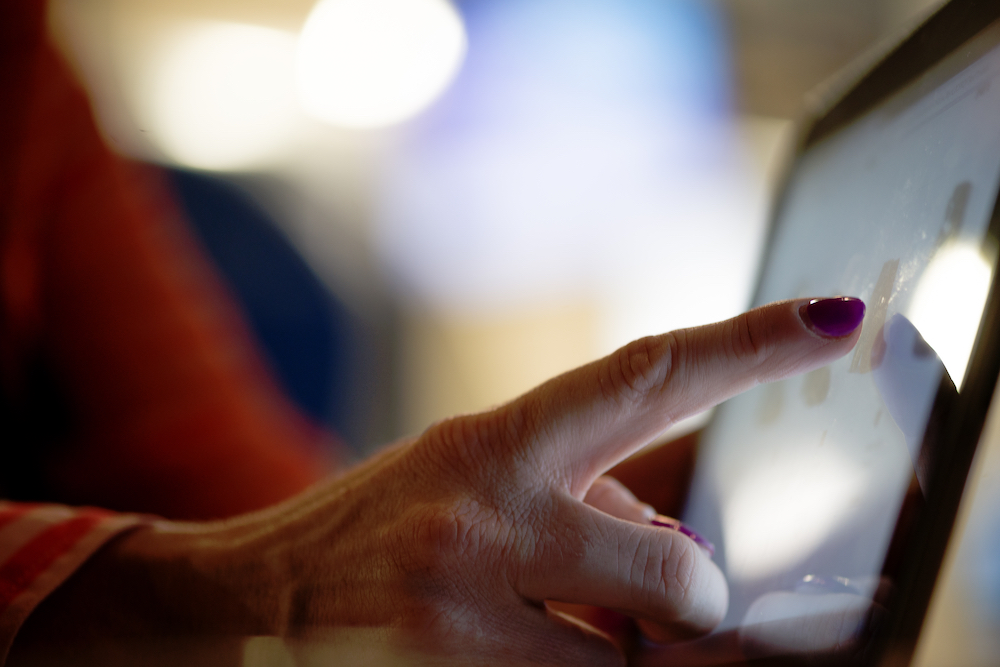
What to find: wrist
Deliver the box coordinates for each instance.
[111,518,287,637]
[10,517,284,658]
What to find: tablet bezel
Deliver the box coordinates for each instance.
[723,1,1000,663]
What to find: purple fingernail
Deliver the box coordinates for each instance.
[801,297,866,338]
[650,517,716,557]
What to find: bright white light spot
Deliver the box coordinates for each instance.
[144,22,299,171]
[723,449,867,582]
[907,242,993,389]
[296,0,467,128]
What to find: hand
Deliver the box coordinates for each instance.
[12,298,863,666]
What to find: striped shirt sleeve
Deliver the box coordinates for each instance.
[0,502,144,664]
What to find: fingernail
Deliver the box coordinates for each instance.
[650,515,715,557]
[800,297,866,338]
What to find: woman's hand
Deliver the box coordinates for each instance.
[12,298,863,666]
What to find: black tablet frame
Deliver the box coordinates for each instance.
[745,1,1000,664]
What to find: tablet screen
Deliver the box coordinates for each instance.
[681,20,1000,654]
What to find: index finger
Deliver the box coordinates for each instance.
[515,297,865,491]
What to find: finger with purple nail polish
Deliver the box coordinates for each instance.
[651,515,716,557]
[800,297,866,338]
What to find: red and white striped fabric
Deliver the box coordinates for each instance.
[0,503,143,662]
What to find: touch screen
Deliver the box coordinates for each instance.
[682,20,1000,657]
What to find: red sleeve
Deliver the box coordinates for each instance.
[0,502,145,664]
[1,0,335,520]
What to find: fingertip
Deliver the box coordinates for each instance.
[747,298,865,383]
[687,544,729,633]
[704,554,729,628]
[653,528,729,637]
[798,297,865,339]
[636,541,728,643]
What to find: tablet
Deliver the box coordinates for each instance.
[673,1,1000,664]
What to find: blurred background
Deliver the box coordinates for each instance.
[46,0,999,663]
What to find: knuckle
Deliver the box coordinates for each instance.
[407,499,489,571]
[420,401,542,482]
[403,495,534,579]
[729,310,770,368]
[397,505,495,607]
[499,396,546,466]
[602,335,678,404]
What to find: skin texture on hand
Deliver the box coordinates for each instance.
[10,298,862,666]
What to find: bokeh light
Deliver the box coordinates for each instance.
[296,0,467,128]
[723,447,868,582]
[376,0,765,354]
[141,22,299,171]
[908,242,993,389]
